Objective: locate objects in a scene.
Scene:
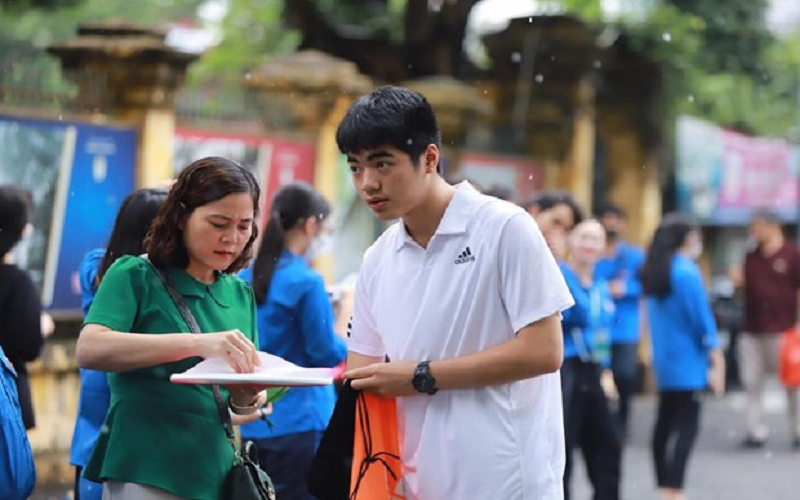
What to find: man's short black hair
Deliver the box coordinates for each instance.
[595,201,626,218]
[336,86,442,168]
[521,190,584,225]
[751,209,782,225]
[483,184,515,202]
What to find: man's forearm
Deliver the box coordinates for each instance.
[431,314,563,389]
[431,339,561,390]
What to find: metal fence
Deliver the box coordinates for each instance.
[0,55,110,116]
[176,84,268,133]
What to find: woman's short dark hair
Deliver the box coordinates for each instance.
[252,182,331,304]
[146,157,261,274]
[97,188,168,284]
[639,213,698,297]
[0,185,33,256]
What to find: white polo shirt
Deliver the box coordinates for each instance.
[349,182,574,500]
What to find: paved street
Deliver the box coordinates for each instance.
[34,384,800,499]
[573,383,800,500]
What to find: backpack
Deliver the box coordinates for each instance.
[0,346,36,500]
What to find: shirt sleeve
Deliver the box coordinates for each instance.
[0,350,36,499]
[299,275,348,367]
[498,212,575,333]
[244,283,259,350]
[347,257,386,358]
[79,248,105,316]
[676,263,720,352]
[0,268,43,364]
[792,247,800,288]
[620,247,644,299]
[560,271,589,332]
[84,256,146,333]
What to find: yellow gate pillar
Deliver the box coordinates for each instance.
[49,21,200,189]
[244,50,373,284]
[557,78,596,211]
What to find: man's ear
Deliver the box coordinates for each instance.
[424,144,440,174]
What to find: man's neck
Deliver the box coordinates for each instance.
[2,252,13,265]
[403,179,456,249]
[605,240,620,256]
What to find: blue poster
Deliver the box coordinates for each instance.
[0,115,137,313]
[47,123,137,312]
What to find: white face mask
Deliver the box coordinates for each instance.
[685,241,703,261]
[306,233,334,261]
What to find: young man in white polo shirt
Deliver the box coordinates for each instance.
[340,86,575,499]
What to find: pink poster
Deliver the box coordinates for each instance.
[174,128,316,229]
[717,129,797,210]
[458,152,544,200]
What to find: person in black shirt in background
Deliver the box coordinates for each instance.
[0,184,44,430]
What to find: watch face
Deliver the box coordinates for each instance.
[419,377,433,393]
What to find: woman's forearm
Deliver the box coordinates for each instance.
[77,326,197,372]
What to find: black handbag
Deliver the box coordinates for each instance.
[146,258,276,500]
[307,380,358,500]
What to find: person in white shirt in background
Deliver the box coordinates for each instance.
[340,86,575,500]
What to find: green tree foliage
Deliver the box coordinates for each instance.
[563,0,800,138]
[0,0,205,60]
[188,0,298,85]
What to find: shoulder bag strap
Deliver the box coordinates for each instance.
[141,256,240,460]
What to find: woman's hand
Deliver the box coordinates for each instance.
[228,386,265,407]
[600,369,619,400]
[231,403,273,426]
[708,349,726,396]
[193,330,260,373]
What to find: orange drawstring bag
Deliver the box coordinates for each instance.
[350,392,406,500]
[779,328,800,387]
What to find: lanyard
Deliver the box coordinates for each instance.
[571,286,601,362]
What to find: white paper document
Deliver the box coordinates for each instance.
[170,352,334,387]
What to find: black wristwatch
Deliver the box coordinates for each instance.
[412,361,438,395]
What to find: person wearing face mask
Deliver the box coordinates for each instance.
[640,214,725,500]
[594,202,646,438]
[559,219,622,500]
[240,182,347,500]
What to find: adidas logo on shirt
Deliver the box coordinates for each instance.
[455,246,476,265]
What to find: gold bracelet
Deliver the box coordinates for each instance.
[228,395,258,415]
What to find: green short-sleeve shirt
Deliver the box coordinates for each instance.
[82,255,258,500]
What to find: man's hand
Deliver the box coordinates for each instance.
[344,360,417,397]
[609,279,626,299]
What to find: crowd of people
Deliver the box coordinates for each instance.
[0,85,798,500]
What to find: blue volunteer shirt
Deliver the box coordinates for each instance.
[595,242,645,345]
[70,248,112,472]
[240,251,347,440]
[560,262,616,367]
[1,345,36,500]
[647,254,720,391]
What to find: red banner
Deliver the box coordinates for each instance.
[174,128,316,228]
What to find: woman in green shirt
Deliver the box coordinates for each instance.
[77,157,267,500]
